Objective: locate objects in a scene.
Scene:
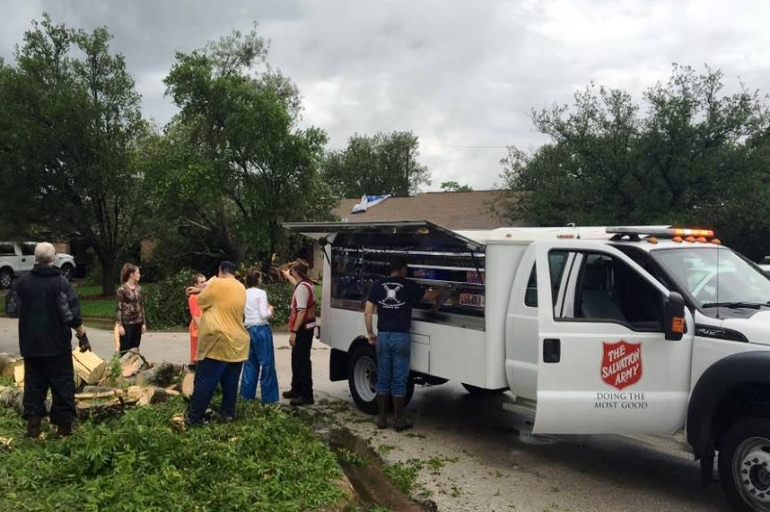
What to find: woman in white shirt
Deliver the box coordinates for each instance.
[240,268,278,403]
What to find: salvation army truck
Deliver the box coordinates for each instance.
[285,221,770,512]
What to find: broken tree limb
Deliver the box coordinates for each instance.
[13,361,24,388]
[0,353,17,376]
[0,386,24,414]
[136,386,180,406]
[148,387,179,402]
[82,385,120,394]
[113,322,120,353]
[181,373,195,397]
[120,349,150,378]
[74,391,121,401]
[134,362,179,388]
[72,350,106,385]
[75,395,138,421]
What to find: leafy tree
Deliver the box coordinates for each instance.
[498,65,770,259]
[151,26,336,273]
[323,131,431,198]
[0,15,146,294]
[440,181,473,192]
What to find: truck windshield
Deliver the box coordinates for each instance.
[650,247,770,316]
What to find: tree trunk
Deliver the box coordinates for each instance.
[100,257,116,297]
[261,253,272,277]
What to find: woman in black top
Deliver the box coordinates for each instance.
[116,263,147,352]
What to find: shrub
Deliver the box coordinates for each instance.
[142,273,309,330]
[262,282,294,326]
[82,265,103,287]
[0,399,344,512]
[143,270,193,330]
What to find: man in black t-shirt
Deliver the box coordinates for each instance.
[365,255,424,431]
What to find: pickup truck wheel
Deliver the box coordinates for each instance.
[348,345,379,415]
[718,417,770,512]
[462,383,507,395]
[59,263,74,281]
[0,268,12,289]
[404,377,415,406]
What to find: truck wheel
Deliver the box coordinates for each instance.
[0,268,12,289]
[404,377,415,406]
[718,417,770,512]
[59,263,74,281]
[348,345,379,415]
[462,383,507,395]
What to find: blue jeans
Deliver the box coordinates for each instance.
[240,325,279,404]
[375,331,411,396]
[187,358,243,424]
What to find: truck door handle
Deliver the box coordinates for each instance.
[543,338,561,363]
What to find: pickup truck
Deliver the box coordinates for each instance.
[0,242,76,289]
[286,221,770,512]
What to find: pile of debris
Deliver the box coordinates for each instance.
[0,350,195,420]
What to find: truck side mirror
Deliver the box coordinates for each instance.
[664,291,686,341]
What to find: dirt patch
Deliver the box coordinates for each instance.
[324,426,437,512]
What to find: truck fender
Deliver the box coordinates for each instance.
[329,336,369,382]
[687,351,770,459]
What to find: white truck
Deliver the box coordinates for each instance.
[0,242,76,289]
[286,221,770,512]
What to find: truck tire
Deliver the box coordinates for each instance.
[462,383,507,395]
[59,263,74,281]
[404,377,415,406]
[348,345,415,415]
[348,345,379,415]
[0,268,12,289]
[718,417,770,512]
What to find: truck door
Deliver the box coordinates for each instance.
[532,241,694,435]
[17,243,35,273]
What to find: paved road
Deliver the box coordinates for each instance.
[0,318,728,512]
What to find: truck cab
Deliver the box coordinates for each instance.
[286,221,770,512]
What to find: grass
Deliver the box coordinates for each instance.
[0,394,346,512]
[72,284,112,298]
[382,458,425,495]
[79,298,116,319]
[69,283,116,321]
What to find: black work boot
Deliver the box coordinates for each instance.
[392,396,413,432]
[25,415,42,439]
[56,423,73,438]
[376,393,389,429]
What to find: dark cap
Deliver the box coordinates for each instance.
[219,260,237,275]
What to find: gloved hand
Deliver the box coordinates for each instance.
[76,331,92,352]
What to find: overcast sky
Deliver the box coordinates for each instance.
[2,0,769,191]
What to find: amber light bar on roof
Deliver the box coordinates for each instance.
[606,227,715,238]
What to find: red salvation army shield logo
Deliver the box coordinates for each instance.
[601,340,642,390]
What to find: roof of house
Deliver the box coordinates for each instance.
[331,190,519,230]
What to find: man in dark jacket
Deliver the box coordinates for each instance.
[4,242,91,438]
